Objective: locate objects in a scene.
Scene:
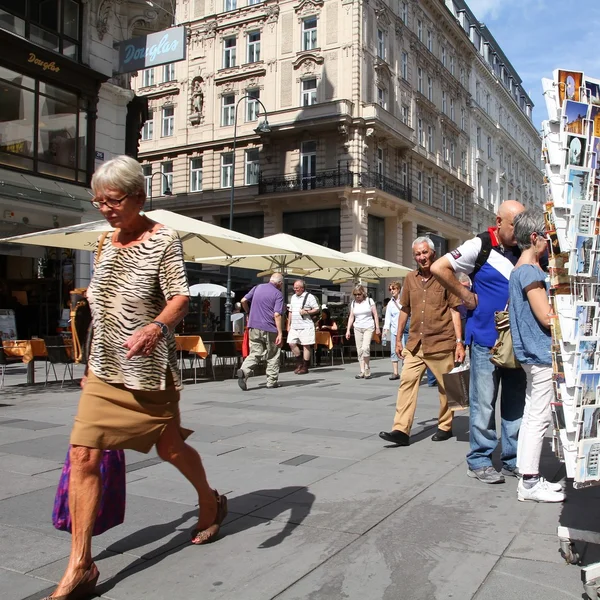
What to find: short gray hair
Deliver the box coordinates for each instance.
[412,236,435,251]
[513,210,546,250]
[270,272,283,285]
[91,155,145,196]
[293,279,305,289]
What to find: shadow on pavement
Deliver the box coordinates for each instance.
[93,486,315,596]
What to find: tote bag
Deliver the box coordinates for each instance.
[52,447,126,536]
[489,310,520,369]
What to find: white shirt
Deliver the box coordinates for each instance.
[352,298,375,329]
[383,297,402,334]
[289,292,319,330]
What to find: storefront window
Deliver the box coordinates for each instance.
[283,209,340,251]
[0,65,90,182]
[368,215,385,259]
[0,0,82,61]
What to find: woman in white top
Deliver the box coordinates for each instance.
[383,280,402,380]
[345,284,380,379]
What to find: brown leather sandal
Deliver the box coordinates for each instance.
[191,490,228,545]
[43,563,99,600]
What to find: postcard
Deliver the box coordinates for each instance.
[556,69,584,104]
[565,134,587,167]
[548,174,567,208]
[576,337,599,372]
[562,100,589,136]
[590,137,600,169]
[555,293,576,343]
[577,371,600,406]
[579,406,600,443]
[552,347,565,382]
[570,235,595,277]
[590,106,600,138]
[577,438,600,482]
[575,302,597,338]
[586,76,600,106]
[565,166,592,206]
[569,200,597,237]
[552,401,566,429]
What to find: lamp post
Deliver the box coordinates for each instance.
[147,171,172,211]
[224,95,271,331]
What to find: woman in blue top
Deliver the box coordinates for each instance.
[509,210,564,503]
[383,281,403,380]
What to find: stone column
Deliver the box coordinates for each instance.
[402,219,417,268]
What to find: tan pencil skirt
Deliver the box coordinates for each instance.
[70,370,193,454]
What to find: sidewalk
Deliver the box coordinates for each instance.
[0,358,595,600]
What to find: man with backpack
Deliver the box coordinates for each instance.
[431,200,527,484]
[288,280,320,375]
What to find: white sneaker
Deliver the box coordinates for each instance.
[518,478,565,503]
[539,477,564,492]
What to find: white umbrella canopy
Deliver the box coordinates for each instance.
[0,209,294,261]
[189,283,234,298]
[300,251,412,283]
[199,233,366,274]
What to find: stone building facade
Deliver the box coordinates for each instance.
[132,0,543,294]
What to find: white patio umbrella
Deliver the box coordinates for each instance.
[0,209,295,261]
[300,251,412,284]
[189,283,234,298]
[199,233,366,275]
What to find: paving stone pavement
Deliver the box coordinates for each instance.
[0,358,597,600]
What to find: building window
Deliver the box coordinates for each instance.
[221,153,233,188]
[441,184,447,211]
[427,75,433,101]
[401,51,408,80]
[302,17,317,51]
[461,150,467,173]
[477,169,483,197]
[450,55,455,76]
[246,89,259,121]
[142,68,154,87]
[248,0,262,5]
[450,140,455,167]
[301,140,317,189]
[224,0,236,11]
[442,136,448,162]
[442,91,447,114]
[417,67,423,93]
[427,29,432,51]
[417,170,423,201]
[162,106,174,137]
[487,136,492,158]
[376,146,384,180]
[500,185,505,201]
[368,214,385,258]
[247,31,261,63]
[161,161,173,195]
[476,126,482,149]
[377,29,386,60]
[460,67,466,87]
[163,63,175,83]
[400,1,408,24]
[222,94,235,126]
[283,208,340,250]
[499,146,504,167]
[448,188,454,215]
[245,148,260,185]
[223,36,237,68]
[190,157,203,192]
[427,125,434,153]
[143,164,152,196]
[450,97,455,121]
[417,19,422,41]
[377,86,386,110]
[400,160,408,187]
[417,118,423,146]
[486,92,491,114]
[426,175,433,205]
[487,177,492,203]
[141,118,153,141]
[0,0,83,61]
[441,46,446,67]
[302,78,317,106]
[458,194,464,220]
[401,104,409,125]
[461,107,466,130]
[475,81,481,104]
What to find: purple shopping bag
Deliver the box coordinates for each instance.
[52,447,126,536]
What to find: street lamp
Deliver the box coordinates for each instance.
[224,95,271,331]
[147,171,172,211]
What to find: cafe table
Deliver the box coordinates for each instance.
[175,335,208,382]
[2,339,50,384]
[314,331,334,350]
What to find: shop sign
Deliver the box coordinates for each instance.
[27,53,60,73]
[116,26,186,74]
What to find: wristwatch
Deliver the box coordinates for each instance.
[151,320,169,337]
[456,338,464,344]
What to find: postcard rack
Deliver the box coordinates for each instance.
[543,68,600,598]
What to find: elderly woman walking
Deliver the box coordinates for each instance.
[345,284,380,379]
[45,156,226,600]
[383,280,403,380]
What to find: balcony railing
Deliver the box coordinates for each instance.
[258,168,412,203]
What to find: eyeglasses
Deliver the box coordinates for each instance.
[354,293,364,297]
[91,193,128,209]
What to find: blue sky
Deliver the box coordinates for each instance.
[467,0,600,130]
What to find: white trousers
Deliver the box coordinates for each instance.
[516,364,554,475]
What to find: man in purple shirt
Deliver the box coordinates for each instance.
[237,272,285,390]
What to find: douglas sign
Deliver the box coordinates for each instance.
[117,26,186,74]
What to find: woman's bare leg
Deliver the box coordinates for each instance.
[156,421,217,529]
[51,446,102,596]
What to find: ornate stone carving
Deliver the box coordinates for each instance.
[266,4,280,24]
[96,0,115,41]
[294,0,324,18]
[293,52,324,70]
[189,77,204,125]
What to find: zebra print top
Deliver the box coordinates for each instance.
[87,227,189,391]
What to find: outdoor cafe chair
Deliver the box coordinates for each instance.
[211,332,241,379]
[43,336,75,388]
